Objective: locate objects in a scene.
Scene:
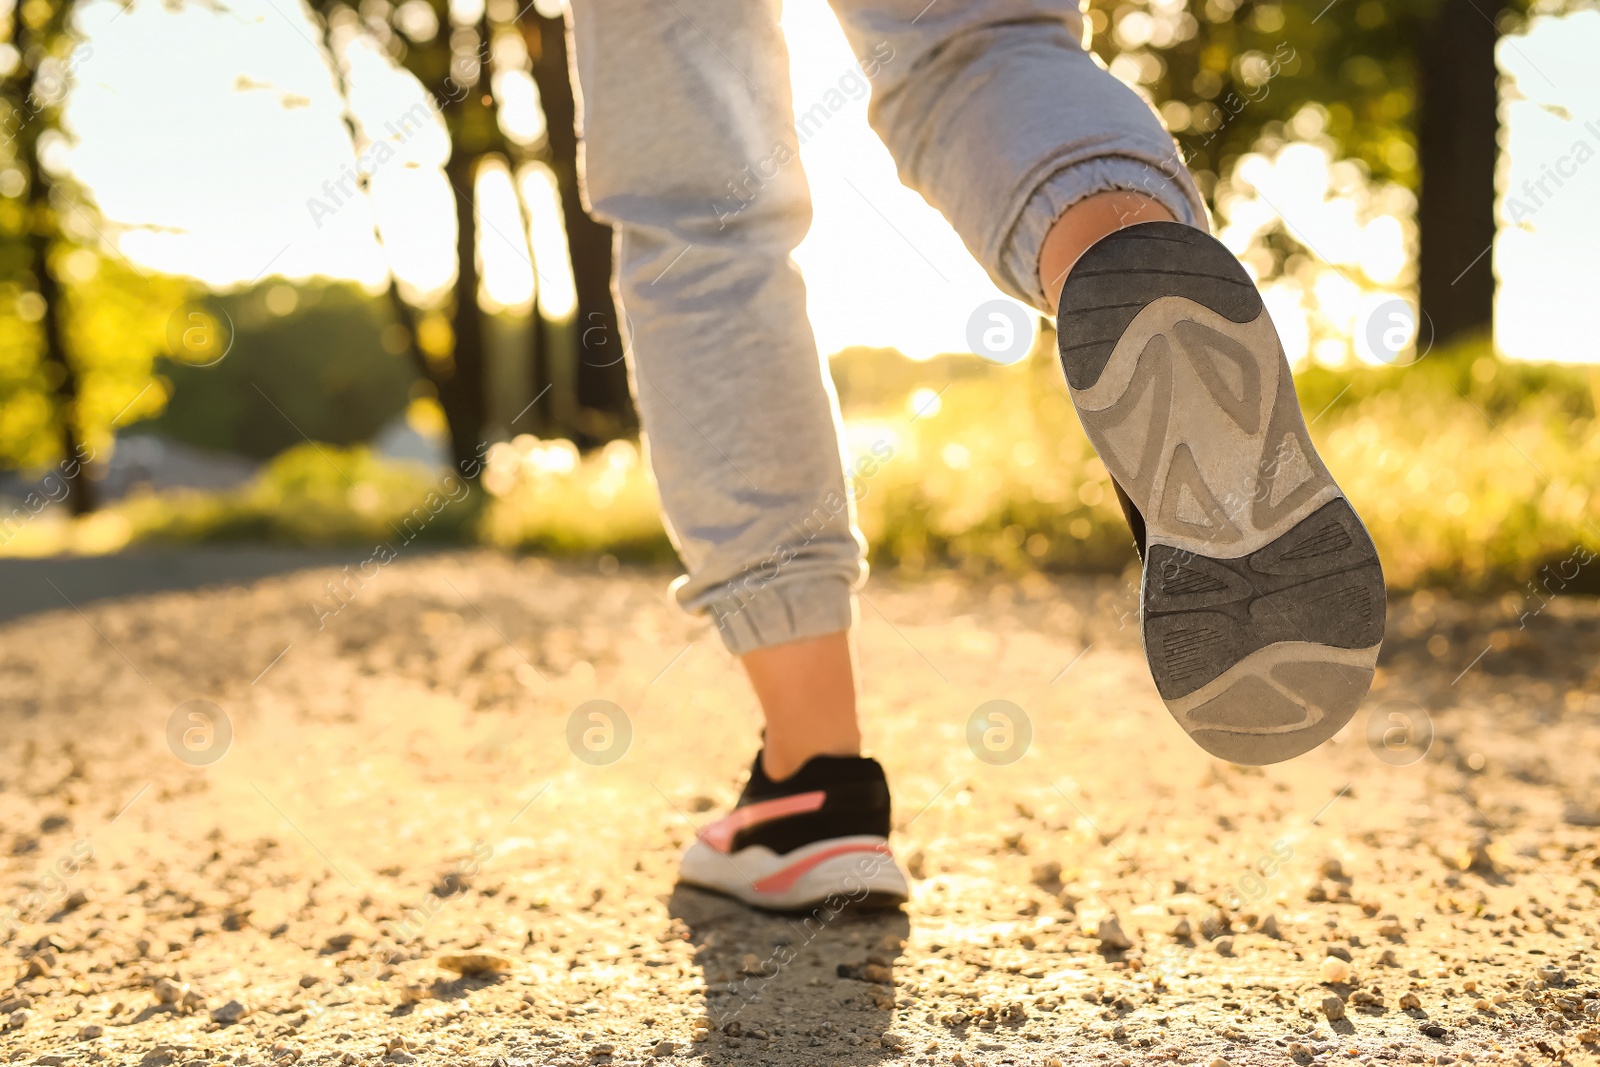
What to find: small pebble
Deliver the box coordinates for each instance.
[1321,957,1352,984]
[1095,914,1133,951]
[1322,995,1346,1021]
[436,953,511,976]
[152,977,188,1005]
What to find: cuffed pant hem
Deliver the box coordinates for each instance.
[1002,155,1208,312]
[706,575,857,656]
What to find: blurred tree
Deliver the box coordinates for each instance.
[0,0,182,509]
[310,0,635,468]
[309,0,441,410]
[305,0,636,476]
[1414,0,1503,347]
[337,0,501,473]
[1087,0,1520,344]
[519,3,634,446]
[6,0,93,511]
[149,283,413,458]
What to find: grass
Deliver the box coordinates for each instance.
[5,335,1598,594]
[840,335,1600,592]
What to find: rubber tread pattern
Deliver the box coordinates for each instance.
[1057,222,1263,390]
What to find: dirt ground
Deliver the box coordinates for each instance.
[2,549,1599,1067]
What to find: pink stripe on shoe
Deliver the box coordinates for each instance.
[697,791,826,854]
[752,842,892,895]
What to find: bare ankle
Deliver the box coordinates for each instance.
[741,630,861,781]
[760,738,860,781]
[1038,190,1179,314]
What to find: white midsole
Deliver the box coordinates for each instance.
[679,835,909,911]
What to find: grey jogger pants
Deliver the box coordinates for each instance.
[567,0,1204,655]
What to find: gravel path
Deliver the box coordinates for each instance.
[1,550,1598,1067]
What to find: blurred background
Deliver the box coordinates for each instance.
[0,0,1596,596]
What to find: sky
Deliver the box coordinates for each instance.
[53,0,1599,365]
[1494,9,1600,365]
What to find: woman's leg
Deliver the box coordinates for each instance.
[829,0,1384,766]
[567,0,863,778]
[1038,191,1177,313]
[828,0,1207,314]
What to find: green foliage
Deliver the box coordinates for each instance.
[1086,0,1431,196]
[476,438,675,563]
[62,342,1590,595]
[64,255,192,453]
[146,282,416,459]
[118,443,480,546]
[0,252,188,469]
[843,337,1599,592]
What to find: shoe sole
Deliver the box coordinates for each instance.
[1057,221,1385,765]
[678,835,910,913]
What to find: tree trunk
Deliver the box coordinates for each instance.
[1415,0,1501,348]
[441,147,488,472]
[381,280,432,385]
[27,182,94,515]
[308,3,440,409]
[525,8,635,445]
[15,17,95,514]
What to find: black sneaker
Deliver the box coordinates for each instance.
[677,754,909,911]
[1057,221,1386,765]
